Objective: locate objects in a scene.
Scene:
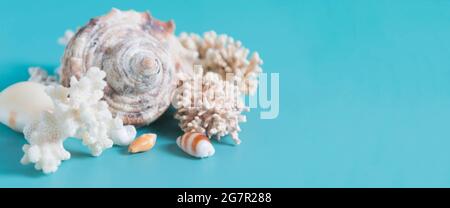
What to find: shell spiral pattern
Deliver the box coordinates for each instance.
[60,8,177,125]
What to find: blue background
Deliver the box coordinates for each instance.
[1,0,450,187]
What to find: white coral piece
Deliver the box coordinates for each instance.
[21,67,136,173]
[58,29,75,46]
[21,111,71,174]
[27,29,75,86]
[173,66,248,144]
[178,31,263,95]
[28,67,59,86]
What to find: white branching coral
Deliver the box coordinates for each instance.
[21,67,136,174]
[28,67,59,86]
[58,29,75,46]
[178,31,263,95]
[173,66,248,144]
[27,29,73,85]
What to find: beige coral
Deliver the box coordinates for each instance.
[178,31,263,95]
[173,66,248,144]
[174,31,263,144]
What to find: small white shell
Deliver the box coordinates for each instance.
[0,81,54,132]
[109,118,137,146]
[176,132,215,158]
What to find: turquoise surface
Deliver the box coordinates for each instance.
[1,0,450,187]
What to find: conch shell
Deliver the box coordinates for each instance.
[60,8,181,126]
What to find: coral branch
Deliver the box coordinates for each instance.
[58,29,75,46]
[21,67,136,173]
[175,31,263,144]
[178,31,263,95]
[28,67,59,86]
[173,66,248,144]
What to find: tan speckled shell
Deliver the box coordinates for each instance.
[128,133,157,153]
[60,8,178,126]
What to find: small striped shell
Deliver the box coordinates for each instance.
[176,132,215,158]
[60,9,178,125]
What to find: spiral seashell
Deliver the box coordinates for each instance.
[60,8,179,125]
